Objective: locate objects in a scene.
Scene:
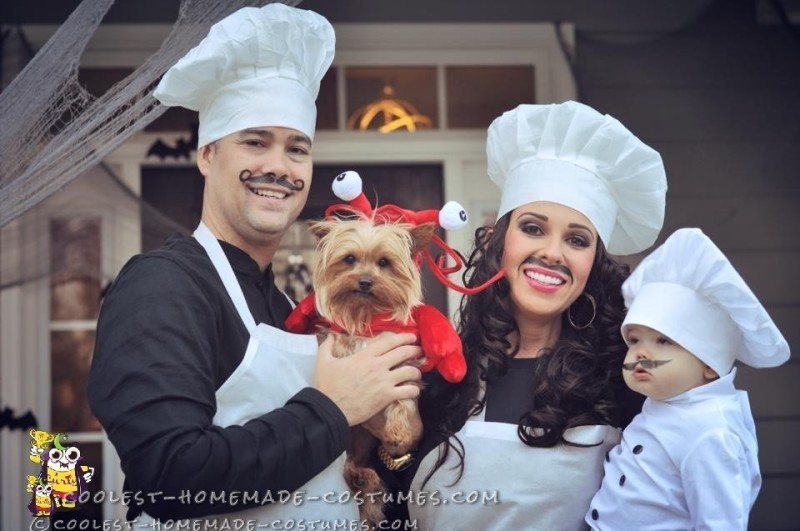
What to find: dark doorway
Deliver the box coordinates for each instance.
[140,166,203,253]
[140,163,448,313]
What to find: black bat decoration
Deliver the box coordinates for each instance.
[0,407,38,431]
[146,123,199,160]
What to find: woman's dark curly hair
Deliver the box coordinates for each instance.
[418,212,635,486]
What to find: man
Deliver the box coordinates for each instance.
[87,4,421,524]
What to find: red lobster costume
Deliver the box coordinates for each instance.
[284,171,500,384]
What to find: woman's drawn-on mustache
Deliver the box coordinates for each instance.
[622,359,673,371]
[523,256,572,280]
[239,169,305,191]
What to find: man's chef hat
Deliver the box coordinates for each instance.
[622,228,790,376]
[486,101,668,255]
[154,4,335,147]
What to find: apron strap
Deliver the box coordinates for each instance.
[283,291,297,309]
[193,222,257,333]
[474,403,486,422]
[471,384,487,422]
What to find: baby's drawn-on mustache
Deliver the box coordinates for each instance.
[239,170,305,192]
[622,359,673,371]
[523,256,572,280]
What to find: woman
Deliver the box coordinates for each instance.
[378,101,668,529]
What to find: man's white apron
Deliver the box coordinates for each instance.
[409,404,620,531]
[135,223,358,527]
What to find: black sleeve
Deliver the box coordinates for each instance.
[87,256,350,521]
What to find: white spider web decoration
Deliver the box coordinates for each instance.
[0,0,299,228]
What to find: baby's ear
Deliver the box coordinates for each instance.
[410,222,436,254]
[308,219,334,240]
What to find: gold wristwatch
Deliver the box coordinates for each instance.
[377,445,415,471]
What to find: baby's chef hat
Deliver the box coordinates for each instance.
[154,4,335,147]
[622,228,790,376]
[486,101,667,255]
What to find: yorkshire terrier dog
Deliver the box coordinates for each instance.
[315,214,433,422]
[286,171,470,525]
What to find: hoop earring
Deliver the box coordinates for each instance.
[568,292,596,330]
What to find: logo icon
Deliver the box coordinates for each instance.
[26,430,94,517]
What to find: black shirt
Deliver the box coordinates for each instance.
[87,233,350,521]
[484,358,539,424]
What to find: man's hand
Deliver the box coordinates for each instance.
[313,333,422,426]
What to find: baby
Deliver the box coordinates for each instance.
[586,228,790,530]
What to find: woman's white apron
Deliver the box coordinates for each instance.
[409,405,620,531]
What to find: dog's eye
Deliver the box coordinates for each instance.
[377,257,390,268]
[343,255,356,265]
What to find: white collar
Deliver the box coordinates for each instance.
[663,367,738,405]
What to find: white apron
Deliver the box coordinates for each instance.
[136,223,358,527]
[409,405,620,531]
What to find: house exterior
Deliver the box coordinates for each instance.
[1,1,798,529]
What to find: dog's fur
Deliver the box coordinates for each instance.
[310,215,435,526]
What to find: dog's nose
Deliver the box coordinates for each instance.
[358,277,373,291]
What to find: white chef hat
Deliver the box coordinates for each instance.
[622,228,790,376]
[154,4,335,147]
[486,101,667,255]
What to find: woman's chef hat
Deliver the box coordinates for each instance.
[154,4,335,147]
[486,101,667,255]
[622,227,790,376]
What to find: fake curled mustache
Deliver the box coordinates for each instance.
[622,359,673,371]
[523,256,572,280]
[238,170,305,192]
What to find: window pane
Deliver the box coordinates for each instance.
[50,218,101,321]
[346,67,437,131]
[51,330,100,433]
[316,66,338,131]
[446,66,535,129]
